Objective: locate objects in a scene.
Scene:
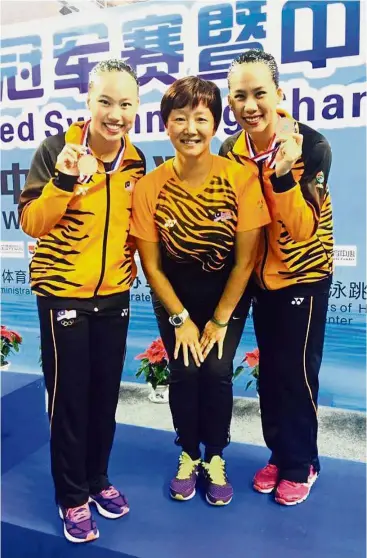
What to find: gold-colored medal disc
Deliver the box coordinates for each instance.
[275,118,295,136]
[77,154,98,176]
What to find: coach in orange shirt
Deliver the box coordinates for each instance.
[131,76,270,507]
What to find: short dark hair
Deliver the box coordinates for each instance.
[228,49,279,88]
[160,76,222,131]
[89,59,139,90]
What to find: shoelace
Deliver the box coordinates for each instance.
[204,456,227,486]
[100,486,119,499]
[66,504,90,522]
[176,453,199,480]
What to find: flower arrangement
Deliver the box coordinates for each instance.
[234,347,259,392]
[135,338,170,390]
[1,325,22,368]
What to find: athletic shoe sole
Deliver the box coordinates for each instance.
[88,497,129,519]
[253,483,277,494]
[170,488,196,501]
[206,493,233,506]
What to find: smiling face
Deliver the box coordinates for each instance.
[166,102,216,159]
[87,70,139,146]
[228,62,283,141]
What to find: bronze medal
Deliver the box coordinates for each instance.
[275,118,295,137]
[77,154,98,176]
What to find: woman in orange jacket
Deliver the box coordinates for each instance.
[220,49,333,506]
[19,60,145,542]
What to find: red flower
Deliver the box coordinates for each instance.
[1,325,22,344]
[135,338,168,364]
[11,331,22,343]
[1,326,13,342]
[244,348,259,368]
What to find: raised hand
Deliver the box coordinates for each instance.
[275,133,303,177]
[56,144,87,176]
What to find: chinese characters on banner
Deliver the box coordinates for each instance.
[0,0,366,408]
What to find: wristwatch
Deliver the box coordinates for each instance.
[168,308,189,328]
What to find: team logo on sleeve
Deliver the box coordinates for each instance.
[315,171,325,186]
[257,199,264,210]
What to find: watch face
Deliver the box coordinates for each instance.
[170,315,183,327]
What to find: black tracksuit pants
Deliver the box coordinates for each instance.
[153,287,251,460]
[252,285,329,483]
[37,292,130,508]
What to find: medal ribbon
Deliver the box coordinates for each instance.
[245,131,279,169]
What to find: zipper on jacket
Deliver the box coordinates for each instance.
[257,160,269,290]
[94,174,111,296]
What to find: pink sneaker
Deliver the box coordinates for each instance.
[275,466,318,506]
[253,464,279,493]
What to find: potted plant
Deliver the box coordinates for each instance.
[1,325,22,370]
[234,347,260,393]
[135,338,170,403]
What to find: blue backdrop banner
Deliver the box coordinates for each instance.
[1,0,366,410]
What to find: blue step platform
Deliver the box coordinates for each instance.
[1,371,49,474]
[1,374,366,558]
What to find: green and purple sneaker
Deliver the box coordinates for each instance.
[170,451,201,501]
[201,456,233,506]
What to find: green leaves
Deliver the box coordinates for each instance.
[233,363,260,392]
[233,365,244,379]
[135,358,169,390]
[1,333,22,367]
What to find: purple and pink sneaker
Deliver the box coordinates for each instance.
[201,456,233,506]
[89,485,129,519]
[170,451,201,501]
[59,502,99,543]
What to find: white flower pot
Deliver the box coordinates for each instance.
[148,383,169,404]
[0,362,10,371]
